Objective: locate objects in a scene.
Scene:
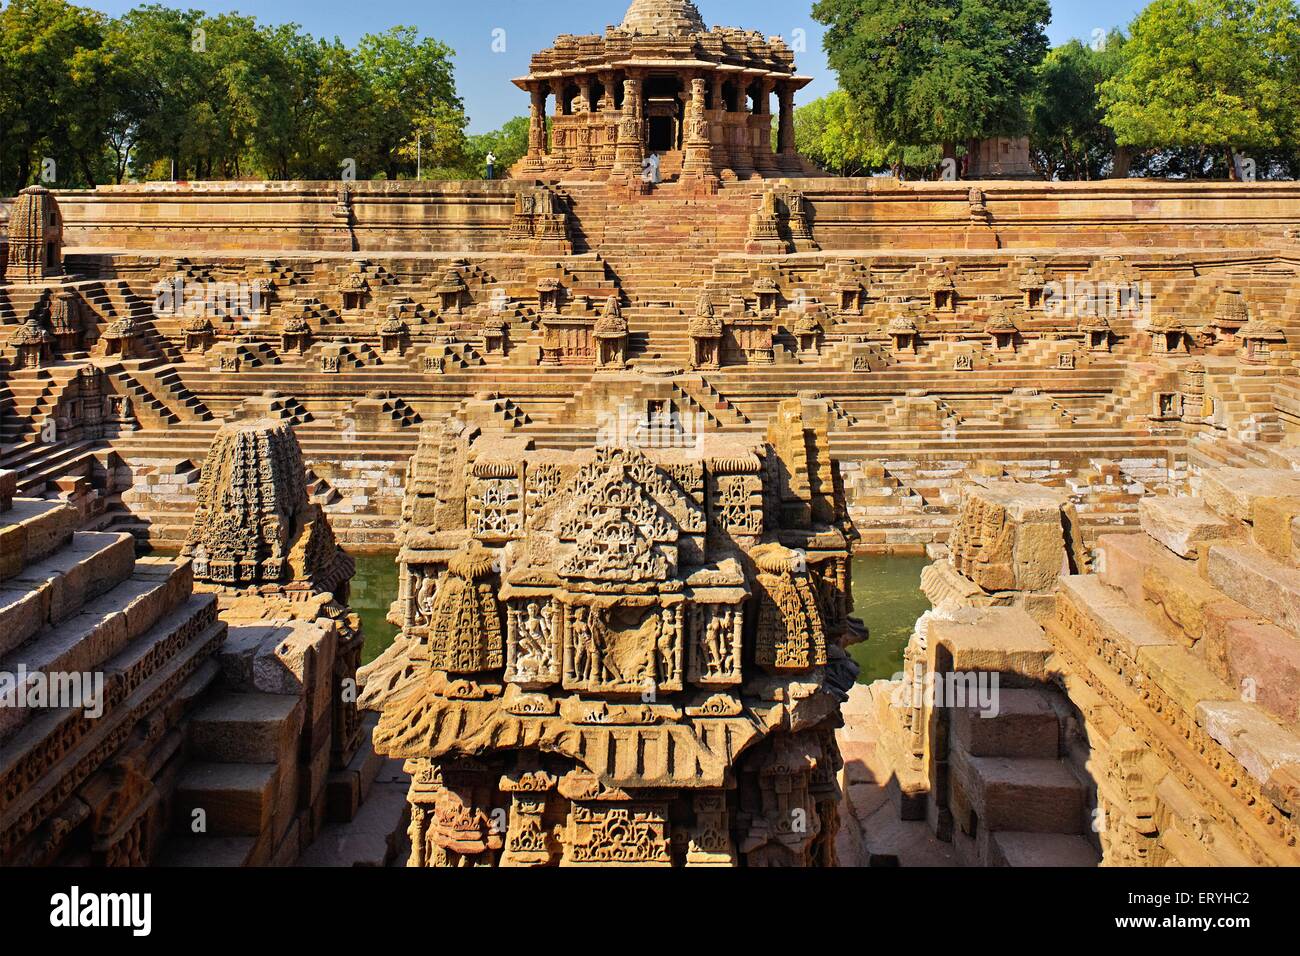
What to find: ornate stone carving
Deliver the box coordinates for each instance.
[5,185,62,281]
[372,398,858,867]
[182,418,354,596]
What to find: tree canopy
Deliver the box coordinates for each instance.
[812,0,1051,151]
[1027,33,1128,180]
[1098,0,1300,174]
[0,0,514,188]
[794,90,940,177]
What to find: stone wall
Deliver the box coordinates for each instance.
[9,176,1300,258]
[842,471,1300,866]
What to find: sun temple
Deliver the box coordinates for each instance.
[512,0,819,185]
[3,0,1300,868]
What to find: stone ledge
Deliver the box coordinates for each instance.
[1139,494,1238,559]
[1206,543,1300,636]
[0,499,79,581]
[1195,700,1300,786]
[925,606,1053,684]
[1057,574,1176,664]
[189,692,305,765]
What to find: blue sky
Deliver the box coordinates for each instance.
[82,1,1150,133]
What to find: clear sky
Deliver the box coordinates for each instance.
[81,0,1150,133]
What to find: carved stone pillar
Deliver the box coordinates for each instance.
[611,74,646,181]
[752,78,778,174]
[777,83,796,156]
[527,85,548,169]
[550,79,567,165]
[598,71,619,169]
[681,76,717,189]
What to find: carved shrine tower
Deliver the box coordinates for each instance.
[368,397,861,866]
[511,0,821,184]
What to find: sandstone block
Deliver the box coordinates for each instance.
[12,532,135,624]
[1141,554,1223,647]
[0,500,78,581]
[1139,494,1237,559]
[0,470,15,511]
[987,831,1100,867]
[1058,575,1176,663]
[1201,600,1271,682]
[1252,495,1300,561]
[1206,544,1300,636]
[1198,467,1300,524]
[950,749,1084,834]
[950,688,1059,758]
[175,762,279,838]
[1196,700,1300,785]
[253,621,334,704]
[0,585,49,657]
[189,692,304,764]
[1096,533,1161,608]
[925,606,1053,684]
[1138,644,1236,715]
[1220,619,1300,724]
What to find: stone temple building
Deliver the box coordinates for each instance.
[4,0,1300,868]
[512,0,820,184]
[363,395,859,865]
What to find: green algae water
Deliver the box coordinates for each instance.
[849,554,932,684]
[160,548,925,683]
[350,553,401,665]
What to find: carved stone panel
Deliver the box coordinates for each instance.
[562,801,672,866]
[687,603,743,687]
[561,600,683,695]
[505,598,561,688]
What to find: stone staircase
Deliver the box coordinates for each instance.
[556,182,757,364]
[946,686,1100,867]
[0,480,226,865]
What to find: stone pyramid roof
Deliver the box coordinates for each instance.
[620,0,707,36]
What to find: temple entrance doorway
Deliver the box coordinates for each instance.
[648,115,675,152]
[644,73,684,154]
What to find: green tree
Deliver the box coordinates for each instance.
[812,0,1051,155]
[104,4,206,181]
[461,116,530,179]
[795,91,942,177]
[356,26,465,179]
[1099,0,1300,178]
[0,0,112,188]
[1027,33,1128,180]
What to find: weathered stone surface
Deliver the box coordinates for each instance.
[988,831,1100,867]
[1206,544,1300,635]
[174,762,280,838]
[1139,494,1237,559]
[1138,644,1236,715]
[372,399,857,866]
[189,693,305,764]
[950,689,1059,759]
[950,749,1085,834]
[1219,618,1300,723]
[1196,701,1300,785]
[1199,467,1300,524]
[945,481,1079,596]
[925,606,1054,683]
[1141,552,1224,646]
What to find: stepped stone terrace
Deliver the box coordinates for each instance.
[5,172,1299,557]
[5,0,1300,871]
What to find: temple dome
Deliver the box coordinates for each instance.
[620,0,707,36]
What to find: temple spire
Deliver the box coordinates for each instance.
[620,0,707,36]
